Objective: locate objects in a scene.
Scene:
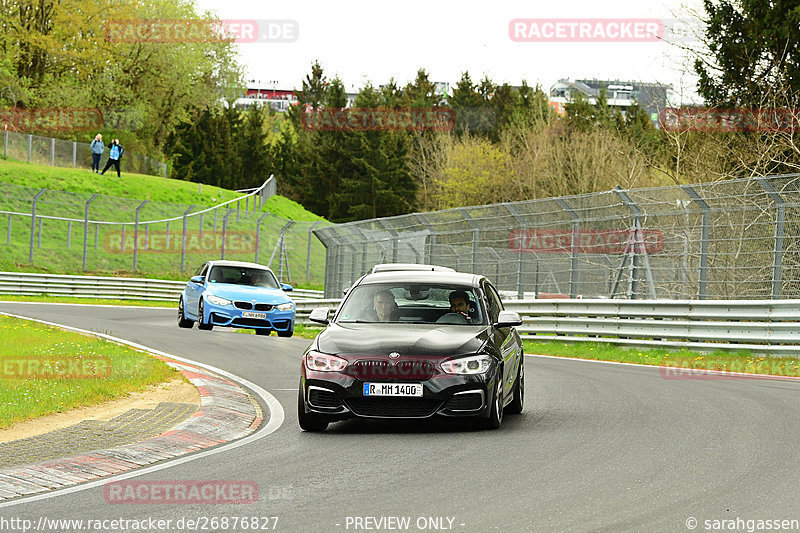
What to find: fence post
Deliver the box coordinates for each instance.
[254,212,271,264]
[612,187,656,299]
[38,218,43,248]
[682,185,710,299]
[198,212,204,241]
[457,208,480,274]
[50,138,55,166]
[236,200,240,223]
[27,134,32,162]
[756,178,785,299]
[6,214,11,245]
[377,220,399,263]
[165,220,170,250]
[181,205,195,273]
[554,199,581,299]
[67,221,72,249]
[28,189,46,263]
[72,141,77,168]
[132,200,148,272]
[94,224,99,250]
[504,203,530,298]
[414,214,435,265]
[221,208,232,259]
[4,129,8,158]
[306,221,321,282]
[83,194,98,271]
[120,225,125,251]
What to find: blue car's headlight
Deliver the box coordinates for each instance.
[206,295,232,306]
[276,302,294,311]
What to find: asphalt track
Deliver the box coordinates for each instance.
[1,302,800,533]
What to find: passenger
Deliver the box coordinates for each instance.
[373,290,397,322]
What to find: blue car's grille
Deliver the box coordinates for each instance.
[254,303,274,311]
[234,301,253,310]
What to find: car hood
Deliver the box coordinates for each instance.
[207,283,291,304]
[315,323,490,357]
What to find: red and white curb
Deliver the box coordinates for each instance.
[0,313,283,507]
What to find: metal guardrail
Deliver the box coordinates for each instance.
[292,297,800,354]
[0,272,324,301]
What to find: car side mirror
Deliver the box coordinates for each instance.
[281,283,293,292]
[190,275,204,284]
[309,307,330,325]
[494,310,522,328]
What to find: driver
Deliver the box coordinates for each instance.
[449,290,473,322]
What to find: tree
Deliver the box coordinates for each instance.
[694,0,800,107]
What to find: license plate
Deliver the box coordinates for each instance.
[362,383,423,397]
[242,311,267,319]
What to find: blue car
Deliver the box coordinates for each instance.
[178,260,295,337]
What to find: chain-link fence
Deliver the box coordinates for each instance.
[315,174,800,300]
[0,177,330,286]
[2,130,167,177]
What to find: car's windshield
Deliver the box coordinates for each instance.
[208,266,279,288]
[336,283,485,325]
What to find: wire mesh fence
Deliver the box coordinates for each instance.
[314,174,800,300]
[2,129,167,177]
[0,177,329,286]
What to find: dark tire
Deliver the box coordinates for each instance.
[255,329,271,336]
[177,298,194,328]
[197,299,213,331]
[277,327,294,338]
[297,387,328,432]
[479,371,504,430]
[505,359,524,415]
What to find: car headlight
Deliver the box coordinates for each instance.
[305,351,348,372]
[276,302,294,311]
[206,295,232,306]
[440,354,493,375]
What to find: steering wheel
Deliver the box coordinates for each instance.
[436,312,469,324]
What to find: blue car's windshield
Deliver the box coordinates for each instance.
[208,266,279,288]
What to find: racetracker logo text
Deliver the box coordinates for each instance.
[300,107,456,132]
[103,230,254,254]
[104,481,258,504]
[509,18,663,42]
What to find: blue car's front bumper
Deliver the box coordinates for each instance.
[204,301,295,333]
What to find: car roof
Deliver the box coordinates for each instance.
[206,260,273,271]
[357,269,484,287]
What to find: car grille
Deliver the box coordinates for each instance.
[348,360,436,381]
[445,392,484,411]
[255,303,274,311]
[345,397,441,418]
[234,301,253,310]
[233,301,275,311]
[233,318,270,327]
[308,388,342,409]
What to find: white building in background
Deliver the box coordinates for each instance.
[549,79,671,122]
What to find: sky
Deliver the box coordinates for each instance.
[194,0,708,104]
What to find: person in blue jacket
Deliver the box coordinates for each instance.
[90,134,104,173]
[100,139,124,177]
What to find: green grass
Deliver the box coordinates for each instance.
[0,159,331,283]
[0,314,181,429]
[524,340,799,377]
[0,295,174,307]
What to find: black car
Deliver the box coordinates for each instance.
[298,264,524,431]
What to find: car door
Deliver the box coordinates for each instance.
[185,263,209,317]
[482,280,520,403]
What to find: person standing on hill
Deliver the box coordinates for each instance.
[90,134,104,173]
[100,139,124,178]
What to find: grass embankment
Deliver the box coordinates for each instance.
[0,159,330,285]
[0,314,180,429]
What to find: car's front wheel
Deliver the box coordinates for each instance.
[177,297,194,328]
[505,359,524,414]
[479,372,504,430]
[197,299,213,331]
[297,387,328,432]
